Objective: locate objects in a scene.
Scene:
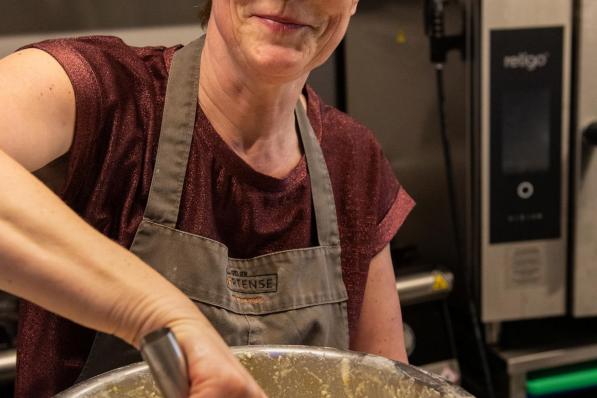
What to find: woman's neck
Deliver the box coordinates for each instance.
[198,30,308,178]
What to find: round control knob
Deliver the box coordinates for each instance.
[517,181,534,199]
[584,122,597,146]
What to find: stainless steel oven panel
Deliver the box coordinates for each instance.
[479,0,571,322]
[572,0,597,317]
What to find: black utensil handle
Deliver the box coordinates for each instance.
[584,122,597,146]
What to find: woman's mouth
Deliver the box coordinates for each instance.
[253,14,311,33]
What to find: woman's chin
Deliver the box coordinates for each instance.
[245,45,310,81]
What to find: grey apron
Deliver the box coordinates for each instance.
[77,36,348,381]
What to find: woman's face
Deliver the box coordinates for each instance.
[208,0,358,82]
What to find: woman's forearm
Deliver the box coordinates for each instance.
[0,149,268,397]
[0,149,206,346]
[351,245,408,363]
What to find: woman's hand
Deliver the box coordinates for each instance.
[116,291,267,398]
[123,294,267,398]
[169,320,267,398]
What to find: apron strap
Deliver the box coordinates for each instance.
[142,36,204,227]
[296,101,340,247]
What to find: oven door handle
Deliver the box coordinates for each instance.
[583,122,597,146]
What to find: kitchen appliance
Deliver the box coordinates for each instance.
[570,0,597,318]
[55,346,474,397]
[461,1,597,396]
[466,0,572,328]
[489,342,597,398]
[343,0,595,395]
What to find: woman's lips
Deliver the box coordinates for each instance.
[254,15,310,32]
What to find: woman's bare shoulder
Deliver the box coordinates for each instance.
[0,48,75,171]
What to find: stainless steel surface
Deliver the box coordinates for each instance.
[479,0,571,322]
[490,342,597,398]
[140,329,188,398]
[572,0,597,317]
[0,349,16,382]
[493,342,597,375]
[56,346,474,397]
[493,340,597,398]
[509,374,527,398]
[396,270,454,305]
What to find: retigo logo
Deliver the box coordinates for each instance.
[503,52,550,72]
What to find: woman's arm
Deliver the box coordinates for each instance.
[0,150,265,397]
[0,50,265,397]
[0,49,74,170]
[351,244,408,363]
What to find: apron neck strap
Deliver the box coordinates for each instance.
[143,35,340,247]
[295,100,340,246]
[142,36,204,226]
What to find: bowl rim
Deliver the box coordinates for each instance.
[55,345,474,397]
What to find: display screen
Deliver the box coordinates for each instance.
[501,88,551,175]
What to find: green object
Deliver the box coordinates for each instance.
[526,362,597,396]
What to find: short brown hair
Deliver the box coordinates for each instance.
[198,0,212,28]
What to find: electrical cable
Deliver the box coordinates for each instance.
[434,63,496,398]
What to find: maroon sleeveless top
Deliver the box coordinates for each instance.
[15,36,414,397]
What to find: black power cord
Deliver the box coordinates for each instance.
[435,65,495,398]
[425,1,496,397]
[434,66,462,265]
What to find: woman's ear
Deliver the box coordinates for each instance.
[351,0,359,16]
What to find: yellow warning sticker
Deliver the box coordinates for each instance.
[432,274,449,291]
[395,30,407,45]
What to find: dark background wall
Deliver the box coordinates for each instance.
[1,0,202,34]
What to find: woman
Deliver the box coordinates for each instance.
[0,0,414,396]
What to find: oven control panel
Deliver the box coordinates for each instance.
[489,27,563,244]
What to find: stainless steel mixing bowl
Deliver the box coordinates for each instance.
[55,346,474,398]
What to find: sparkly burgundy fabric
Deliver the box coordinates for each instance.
[15,36,414,397]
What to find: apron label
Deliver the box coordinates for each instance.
[226,270,278,294]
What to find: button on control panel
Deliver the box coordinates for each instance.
[517,181,535,199]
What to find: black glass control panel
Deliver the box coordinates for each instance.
[490,27,563,243]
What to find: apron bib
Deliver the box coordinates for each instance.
[77,36,348,381]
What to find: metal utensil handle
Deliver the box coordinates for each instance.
[141,328,189,398]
